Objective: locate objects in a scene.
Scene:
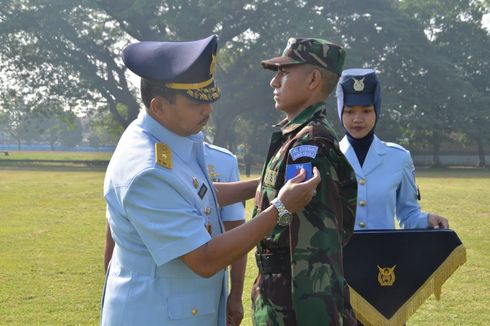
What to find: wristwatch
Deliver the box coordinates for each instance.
[271,198,293,226]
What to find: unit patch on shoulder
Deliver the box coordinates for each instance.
[289,145,318,161]
[155,143,172,169]
[285,162,313,182]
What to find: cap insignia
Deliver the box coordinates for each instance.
[352,77,366,92]
[155,143,172,169]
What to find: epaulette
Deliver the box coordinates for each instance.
[383,141,409,153]
[204,142,235,158]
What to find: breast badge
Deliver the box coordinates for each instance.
[192,177,199,189]
[207,164,220,182]
[377,265,396,286]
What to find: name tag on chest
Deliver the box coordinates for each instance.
[198,184,208,199]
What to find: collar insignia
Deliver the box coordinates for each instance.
[155,143,172,169]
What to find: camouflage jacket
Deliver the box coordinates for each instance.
[252,103,358,326]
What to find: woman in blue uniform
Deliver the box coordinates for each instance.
[335,68,449,230]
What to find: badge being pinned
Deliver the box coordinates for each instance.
[285,162,313,182]
[289,145,318,161]
[155,143,172,169]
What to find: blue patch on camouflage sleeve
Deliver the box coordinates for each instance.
[285,162,312,181]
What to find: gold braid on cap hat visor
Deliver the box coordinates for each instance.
[165,77,214,90]
[165,54,217,90]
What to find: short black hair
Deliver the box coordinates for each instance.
[140,78,178,108]
[303,64,339,98]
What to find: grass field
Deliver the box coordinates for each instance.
[0,151,112,161]
[0,155,489,325]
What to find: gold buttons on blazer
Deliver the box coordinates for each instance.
[204,207,211,215]
[359,221,366,228]
[359,200,366,207]
[359,179,366,185]
[191,308,198,316]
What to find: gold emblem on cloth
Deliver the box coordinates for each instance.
[155,143,172,169]
[377,265,396,286]
[210,54,217,75]
[207,164,220,181]
[192,177,199,189]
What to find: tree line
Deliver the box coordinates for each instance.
[0,0,489,166]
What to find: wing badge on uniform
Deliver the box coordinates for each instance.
[155,143,172,169]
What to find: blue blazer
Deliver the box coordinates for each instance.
[340,136,429,230]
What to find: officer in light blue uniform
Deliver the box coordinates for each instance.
[102,35,227,326]
[336,68,449,230]
[102,141,246,325]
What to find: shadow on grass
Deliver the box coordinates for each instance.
[415,166,490,178]
[0,162,107,172]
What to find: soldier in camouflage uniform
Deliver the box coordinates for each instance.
[252,38,358,326]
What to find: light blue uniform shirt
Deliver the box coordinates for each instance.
[203,142,245,223]
[340,135,429,230]
[101,110,226,325]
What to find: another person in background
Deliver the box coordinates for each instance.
[336,68,449,230]
[104,141,247,325]
[203,142,247,325]
[251,37,358,325]
[101,34,321,326]
[244,149,253,177]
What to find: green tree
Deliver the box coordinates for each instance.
[1,0,487,164]
[400,0,490,166]
[0,91,37,150]
[0,0,139,128]
[86,104,126,149]
[36,111,83,150]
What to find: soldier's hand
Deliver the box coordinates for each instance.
[428,213,449,229]
[277,167,321,213]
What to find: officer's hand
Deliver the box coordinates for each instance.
[277,167,321,213]
[226,293,244,326]
[428,213,449,229]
